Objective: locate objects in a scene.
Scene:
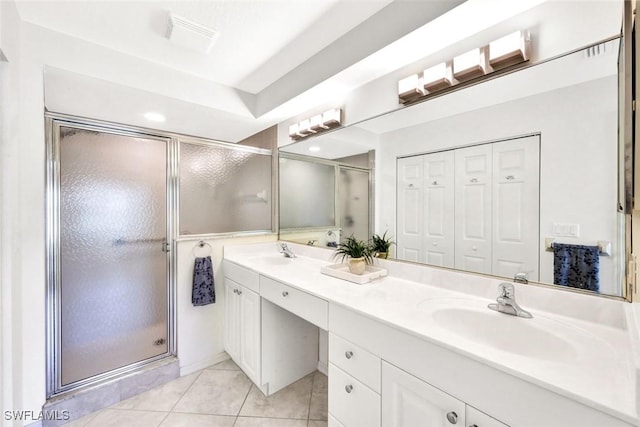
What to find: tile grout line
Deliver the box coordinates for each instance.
[307,372,316,424]
[166,368,205,415]
[233,382,255,426]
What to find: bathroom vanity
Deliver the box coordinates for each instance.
[222,242,639,427]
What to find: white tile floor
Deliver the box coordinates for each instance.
[65,359,328,427]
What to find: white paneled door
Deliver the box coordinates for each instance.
[423,151,455,268]
[396,135,540,280]
[397,156,423,262]
[454,144,493,274]
[492,135,540,281]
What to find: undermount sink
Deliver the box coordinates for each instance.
[417,298,587,363]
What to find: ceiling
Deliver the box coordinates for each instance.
[15,0,394,94]
[13,0,475,140]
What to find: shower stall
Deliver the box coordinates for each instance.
[46,117,177,396]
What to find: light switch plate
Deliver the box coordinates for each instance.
[552,223,579,237]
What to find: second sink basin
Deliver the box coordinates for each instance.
[417,298,609,364]
[431,305,577,362]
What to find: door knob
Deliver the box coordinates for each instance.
[345,384,353,393]
[345,351,353,359]
[446,411,458,424]
[282,291,289,297]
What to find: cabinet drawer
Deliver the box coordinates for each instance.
[223,260,259,293]
[329,333,380,393]
[260,276,328,329]
[329,363,380,427]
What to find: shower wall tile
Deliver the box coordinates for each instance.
[42,382,120,427]
[118,359,180,400]
[42,359,179,427]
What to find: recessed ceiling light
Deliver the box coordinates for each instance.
[144,112,166,122]
[309,146,321,152]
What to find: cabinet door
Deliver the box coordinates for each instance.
[423,151,455,268]
[238,286,261,385]
[492,135,540,281]
[223,279,240,360]
[455,145,492,274]
[397,156,424,262]
[467,406,510,427]
[382,361,465,427]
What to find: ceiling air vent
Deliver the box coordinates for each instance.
[165,13,219,54]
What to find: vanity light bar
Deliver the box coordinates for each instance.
[453,47,489,81]
[398,74,425,103]
[422,61,454,93]
[398,29,531,104]
[489,30,531,70]
[289,108,343,140]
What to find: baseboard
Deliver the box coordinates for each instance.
[180,352,229,376]
[317,360,328,376]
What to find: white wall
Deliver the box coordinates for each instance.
[176,235,277,376]
[0,1,22,423]
[0,12,279,425]
[379,76,619,294]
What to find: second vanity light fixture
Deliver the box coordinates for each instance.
[398,30,531,104]
[289,108,342,140]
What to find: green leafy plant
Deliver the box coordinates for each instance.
[333,235,374,264]
[371,231,395,255]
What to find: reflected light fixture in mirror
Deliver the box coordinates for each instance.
[289,108,343,140]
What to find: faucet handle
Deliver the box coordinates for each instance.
[498,282,514,298]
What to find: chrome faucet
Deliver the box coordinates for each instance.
[488,282,533,318]
[277,242,296,258]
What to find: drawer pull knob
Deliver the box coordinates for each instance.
[345,351,354,359]
[446,411,458,424]
[233,289,238,294]
[282,291,289,297]
[345,384,353,393]
[237,289,243,295]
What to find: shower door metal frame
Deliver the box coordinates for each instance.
[45,114,178,398]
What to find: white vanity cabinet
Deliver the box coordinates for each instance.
[223,262,261,386]
[223,260,323,396]
[381,361,508,427]
[328,333,381,427]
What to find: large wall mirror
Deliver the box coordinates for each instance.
[280,32,628,298]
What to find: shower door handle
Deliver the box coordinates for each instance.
[161,242,171,253]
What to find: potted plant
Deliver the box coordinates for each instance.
[333,235,374,275]
[371,231,395,259]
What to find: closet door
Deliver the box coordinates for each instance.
[455,145,492,274]
[492,135,540,281]
[397,157,423,262]
[423,151,455,268]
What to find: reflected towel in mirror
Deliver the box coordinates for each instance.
[192,256,215,306]
[553,243,600,293]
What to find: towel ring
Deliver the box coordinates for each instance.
[192,240,212,257]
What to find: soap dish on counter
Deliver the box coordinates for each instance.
[320,263,388,284]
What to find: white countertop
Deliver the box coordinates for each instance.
[223,242,638,425]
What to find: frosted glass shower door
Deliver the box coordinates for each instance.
[58,127,170,387]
